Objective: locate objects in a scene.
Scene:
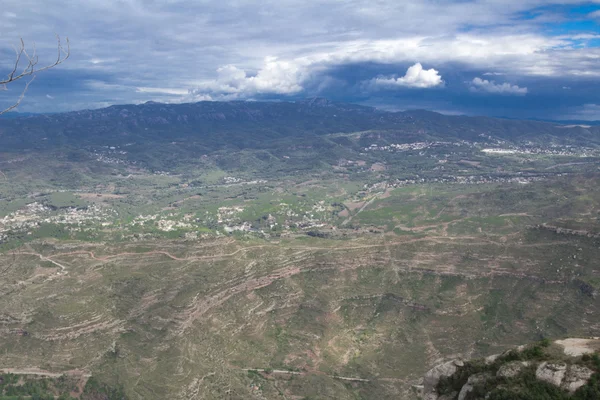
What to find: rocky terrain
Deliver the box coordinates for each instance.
[419,338,600,400]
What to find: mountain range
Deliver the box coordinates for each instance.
[1,98,598,152]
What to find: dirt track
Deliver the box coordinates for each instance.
[0,367,91,378]
[13,234,568,266]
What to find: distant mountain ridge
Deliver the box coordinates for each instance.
[549,120,600,126]
[0,98,598,153]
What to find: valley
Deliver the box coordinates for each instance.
[0,100,599,399]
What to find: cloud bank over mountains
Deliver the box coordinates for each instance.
[0,0,599,119]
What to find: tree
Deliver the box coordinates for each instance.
[1,34,69,115]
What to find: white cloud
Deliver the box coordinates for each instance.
[190,60,443,99]
[83,80,129,91]
[46,94,54,99]
[189,57,307,100]
[89,58,120,65]
[589,10,600,19]
[136,87,189,96]
[470,77,528,95]
[370,63,444,89]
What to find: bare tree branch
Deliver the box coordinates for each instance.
[1,35,70,115]
[1,76,35,114]
[7,39,25,83]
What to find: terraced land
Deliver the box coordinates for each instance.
[0,174,599,399]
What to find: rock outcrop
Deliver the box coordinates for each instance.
[457,373,490,400]
[564,365,595,393]
[536,362,568,387]
[497,361,531,378]
[422,359,464,400]
[419,338,600,400]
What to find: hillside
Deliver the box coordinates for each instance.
[0,99,600,399]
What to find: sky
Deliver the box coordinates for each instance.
[1,0,599,120]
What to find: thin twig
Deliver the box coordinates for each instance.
[1,76,35,114]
